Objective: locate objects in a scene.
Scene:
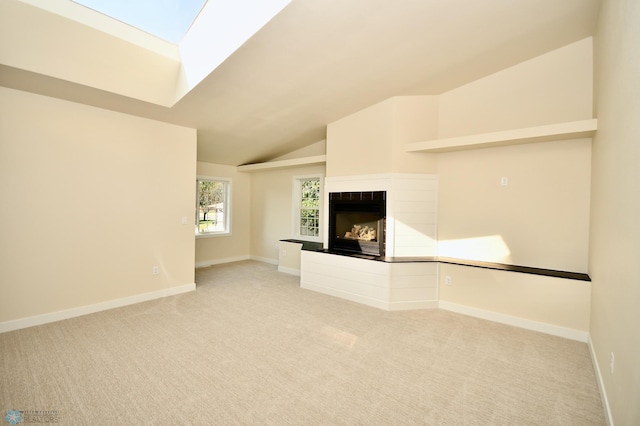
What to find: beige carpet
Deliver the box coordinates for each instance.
[1,260,604,425]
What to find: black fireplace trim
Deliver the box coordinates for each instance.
[328,191,386,257]
[329,191,386,202]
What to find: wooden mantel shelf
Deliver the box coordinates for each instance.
[237,155,326,172]
[405,119,598,153]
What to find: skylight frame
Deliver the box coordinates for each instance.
[71,0,208,44]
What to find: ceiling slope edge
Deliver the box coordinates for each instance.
[1,0,181,107]
[4,0,293,108]
[177,0,292,95]
[16,0,180,59]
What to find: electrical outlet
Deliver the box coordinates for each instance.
[152,266,159,275]
[610,352,615,374]
[445,276,452,286]
[501,176,508,186]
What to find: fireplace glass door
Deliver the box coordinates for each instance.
[328,191,386,256]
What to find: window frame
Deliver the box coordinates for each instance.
[292,174,323,243]
[196,175,232,238]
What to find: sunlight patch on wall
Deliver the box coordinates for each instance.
[438,235,512,263]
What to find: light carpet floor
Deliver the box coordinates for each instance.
[1,260,604,425]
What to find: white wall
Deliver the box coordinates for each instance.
[390,96,439,173]
[321,37,595,339]
[437,139,591,272]
[436,37,593,272]
[326,99,394,177]
[326,97,437,177]
[0,87,197,328]
[434,38,594,339]
[271,140,326,161]
[437,37,593,137]
[438,264,591,339]
[590,0,640,424]
[249,165,325,263]
[195,162,251,267]
[325,38,593,272]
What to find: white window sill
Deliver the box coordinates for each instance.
[196,232,231,239]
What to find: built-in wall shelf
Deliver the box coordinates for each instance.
[405,119,598,153]
[237,155,326,172]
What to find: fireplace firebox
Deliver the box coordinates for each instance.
[328,191,386,256]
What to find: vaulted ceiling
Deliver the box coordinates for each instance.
[1,0,601,166]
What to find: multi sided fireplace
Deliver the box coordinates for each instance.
[328,191,386,256]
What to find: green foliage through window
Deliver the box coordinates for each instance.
[197,179,229,234]
[299,178,320,237]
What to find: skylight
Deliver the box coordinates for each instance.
[72,0,208,44]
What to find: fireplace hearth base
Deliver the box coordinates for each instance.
[300,249,439,311]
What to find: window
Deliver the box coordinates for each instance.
[196,177,231,236]
[293,175,322,241]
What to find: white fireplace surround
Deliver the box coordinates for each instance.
[323,173,438,257]
[301,173,439,311]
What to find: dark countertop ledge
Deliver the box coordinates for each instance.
[298,246,591,282]
[279,239,324,251]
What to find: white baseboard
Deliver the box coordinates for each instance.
[389,300,439,311]
[0,283,196,334]
[195,255,250,268]
[277,266,301,276]
[195,255,278,269]
[438,300,588,342]
[250,255,278,265]
[588,335,614,426]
